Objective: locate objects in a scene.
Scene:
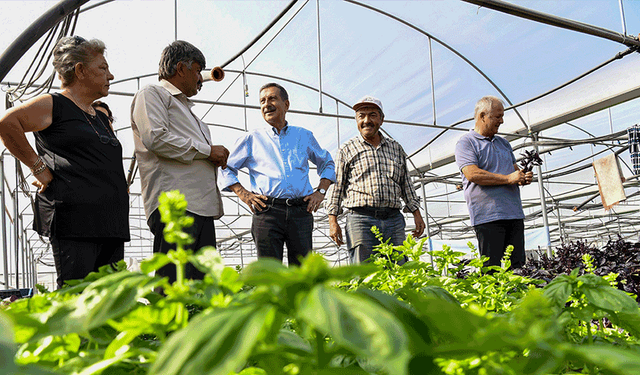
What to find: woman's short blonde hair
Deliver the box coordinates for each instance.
[52,36,106,86]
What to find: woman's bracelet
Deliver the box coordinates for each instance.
[32,162,47,175]
[31,156,44,169]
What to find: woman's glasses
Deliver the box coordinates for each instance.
[81,110,120,147]
[98,134,120,147]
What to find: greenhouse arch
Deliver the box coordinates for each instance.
[0,0,639,291]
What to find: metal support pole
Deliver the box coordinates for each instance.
[315,0,323,113]
[617,210,622,234]
[20,216,26,288]
[23,236,29,289]
[461,0,640,48]
[21,220,31,288]
[335,98,343,266]
[421,181,434,267]
[608,108,614,134]
[27,250,35,288]
[428,37,437,125]
[26,231,31,288]
[618,0,628,37]
[532,133,552,257]
[335,99,340,146]
[34,248,37,288]
[1,154,8,288]
[174,0,178,41]
[241,56,248,132]
[31,246,36,289]
[424,42,436,266]
[555,204,564,244]
[14,159,20,289]
[218,0,299,70]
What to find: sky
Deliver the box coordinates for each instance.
[2,1,639,153]
[1,0,640,284]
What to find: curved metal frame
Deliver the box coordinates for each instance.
[1,0,640,289]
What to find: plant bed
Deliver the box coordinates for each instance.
[516,239,640,300]
[2,192,640,374]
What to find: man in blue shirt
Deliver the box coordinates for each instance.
[454,96,532,269]
[219,83,335,265]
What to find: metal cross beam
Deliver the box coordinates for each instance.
[462,0,640,48]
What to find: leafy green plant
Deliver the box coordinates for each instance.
[349,235,539,315]
[544,265,640,342]
[1,190,240,374]
[344,234,640,374]
[3,191,640,374]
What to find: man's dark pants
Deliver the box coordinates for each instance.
[148,209,215,283]
[473,219,525,269]
[251,199,313,266]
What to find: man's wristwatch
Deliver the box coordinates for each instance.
[315,188,326,195]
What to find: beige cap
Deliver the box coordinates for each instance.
[352,96,384,116]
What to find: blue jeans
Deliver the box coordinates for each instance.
[251,202,313,266]
[345,209,406,264]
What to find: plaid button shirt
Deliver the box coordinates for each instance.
[327,134,420,215]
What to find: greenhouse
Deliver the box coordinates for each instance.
[2,1,640,374]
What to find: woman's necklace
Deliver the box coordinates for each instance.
[82,111,120,147]
[80,110,120,147]
[63,91,96,116]
[62,91,119,146]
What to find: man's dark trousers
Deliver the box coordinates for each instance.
[474,219,525,269]
[148,209,215,282]
[252,199,313,266]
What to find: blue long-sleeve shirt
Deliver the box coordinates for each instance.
[219,123,335,199]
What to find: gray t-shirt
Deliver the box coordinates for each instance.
[454,130,524,226]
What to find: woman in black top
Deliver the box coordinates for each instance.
[0,36,129,289]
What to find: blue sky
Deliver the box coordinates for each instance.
[2,1,639,150]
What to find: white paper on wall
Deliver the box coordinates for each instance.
[593,154,626,210]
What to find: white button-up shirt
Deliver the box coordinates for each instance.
[131,79,223,219]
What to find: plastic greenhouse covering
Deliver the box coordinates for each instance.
[1,0,640,290]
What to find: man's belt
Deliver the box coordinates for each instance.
[350,207,400,220]
[265,196,307,207]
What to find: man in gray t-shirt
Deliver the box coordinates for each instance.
[454,96,532,269]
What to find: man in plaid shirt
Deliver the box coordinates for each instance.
[327,96,425,263]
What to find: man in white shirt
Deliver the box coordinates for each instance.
[131,40,229,282]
